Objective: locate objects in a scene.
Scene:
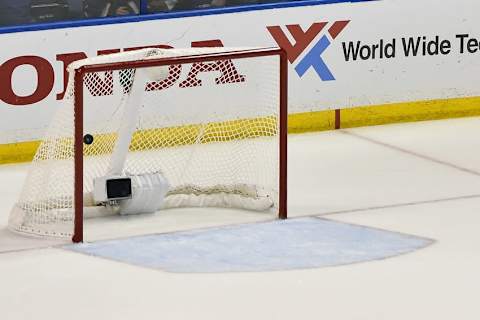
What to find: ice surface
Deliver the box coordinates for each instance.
[1,117,480,320]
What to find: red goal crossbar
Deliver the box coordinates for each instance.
[72,47,288,243]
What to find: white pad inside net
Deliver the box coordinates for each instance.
[9,47,281,238]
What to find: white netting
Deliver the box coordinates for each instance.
[9,47,281,238]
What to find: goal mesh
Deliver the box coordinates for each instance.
[9,47,284,239]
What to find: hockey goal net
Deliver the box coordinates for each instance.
[9,47,288,242]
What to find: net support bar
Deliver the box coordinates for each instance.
[73,69,84,243]
[279,50,288,220]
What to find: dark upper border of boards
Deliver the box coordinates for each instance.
[0,0,377,35]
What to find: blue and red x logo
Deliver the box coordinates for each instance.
[267,21,350,81]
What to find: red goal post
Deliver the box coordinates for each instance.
[7,47,288,243]
[72,47,288,243]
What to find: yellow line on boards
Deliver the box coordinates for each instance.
[1,96,480,165]
[339,96,480,129]
[0,141,40,165]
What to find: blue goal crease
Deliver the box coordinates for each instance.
[66,217,433,273]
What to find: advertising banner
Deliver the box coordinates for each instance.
[1,0,479,143]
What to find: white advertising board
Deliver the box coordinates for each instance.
[1,0,480,143]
